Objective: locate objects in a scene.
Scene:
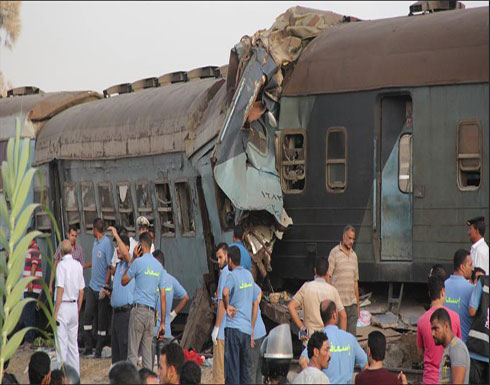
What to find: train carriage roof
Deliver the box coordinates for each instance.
[34,77,227,165]
[283,6,489,96]
[0,91,101,141]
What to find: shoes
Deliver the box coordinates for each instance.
[94,350,102,359]
[82,348,93,356]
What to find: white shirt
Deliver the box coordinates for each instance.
[470,238,489,275]
[56,254,85,301]
[293,366,330,384]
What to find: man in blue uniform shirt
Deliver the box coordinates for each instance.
[152,249,189,369]
[222,245,260,385]
[444,249,475,341]
[300,299,368,384]
[83,218,114,358]
[108,227,134,364]
[230,224,251,272]
[122,232,166,370]
[211,243,230,384]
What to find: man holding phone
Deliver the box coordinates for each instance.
[122,232,166,370]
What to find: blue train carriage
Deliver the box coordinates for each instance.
[272,6,489,283]
[0,87,101,276]
[33,67,235,304]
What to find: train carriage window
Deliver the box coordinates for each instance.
[64,182,80,229]
[135,181,154,229]
[326,127,347,193]
[81,182,97,231]
[117,182,135,234]
[280,131,306,193]
[457,119,482,190]
[155,181,175,237]
[175,181,196,236]
[34,187,51,233]
[399,134,413,193]
[98,182,116,229]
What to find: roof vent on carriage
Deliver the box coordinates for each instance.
[409,0,465,15]
[102,83,133,98]
[131,77,159,92]
[6,86,43,98]
[158,71,188,86]
[187,66,220,81]
[219,65,229,79]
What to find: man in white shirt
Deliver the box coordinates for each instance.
[467,217,489,275]
[293,331,331,384]
[54,240,85,375]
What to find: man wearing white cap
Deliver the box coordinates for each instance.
[136,216,155,253]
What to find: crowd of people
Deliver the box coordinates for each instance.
[7,211,488,384]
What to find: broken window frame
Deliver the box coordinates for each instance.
[174,179,196,237]
[457,119,482,191]
[116,181,136,235]
[398,134,413,193]
[326,126,348,193]
[135,180,154,230]
[98,182,117,231]
[64,182,80,230]
[214,180,235,232]
[154,179,176,238]
[81,181,97,232]
[34,185,51,233]
[279,130,307,194]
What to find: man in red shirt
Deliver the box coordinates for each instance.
[355,331,407,385]
[417,275,462,385]
[21,230,43,348]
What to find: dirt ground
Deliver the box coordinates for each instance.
[6,347,214,384]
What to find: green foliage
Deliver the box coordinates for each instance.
[0,119,58,382]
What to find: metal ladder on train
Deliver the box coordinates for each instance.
[387,282,404,315]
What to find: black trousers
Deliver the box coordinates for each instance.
[83,287,110,351]
[111,309,131,363]
[470,358,490,385]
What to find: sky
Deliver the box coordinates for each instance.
[1,1,488,92]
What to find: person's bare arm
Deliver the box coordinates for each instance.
[338,309,347,331]
[121,263,132,286]
[223,287,237,318]
[215,299,226,328]
[54,287,64,320]
[299,356,308,370]
[251,293,260,347]
[108,226,130,262]
[174,294,189,315]
[83,261,91,269]
[451,366,467,385]
[49,260,59,296]
[157,288,166,339]
[469,306,477,317]
[288,299,306,330]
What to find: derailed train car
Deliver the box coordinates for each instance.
[29,4,489,307]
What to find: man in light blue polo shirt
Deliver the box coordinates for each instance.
[230,224,251,272]
[109,232,134,363]
[223,245,260,385]
[300,299,367,383]
[444,249,475,341]
[211,243,230,384]
[248,283,267,384]
[122,232,166,370]
[83,218,114,358]
[152,249,189,369]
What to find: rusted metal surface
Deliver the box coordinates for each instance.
[0,91,101,140]
[261,300,291,325]
[34,78,225,165]
[283,7,489,96]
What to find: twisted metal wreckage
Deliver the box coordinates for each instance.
[213,6,360,280]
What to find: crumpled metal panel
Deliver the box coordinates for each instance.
[34,78,225,165]
[284,7,489,96]
[0,91,101,140]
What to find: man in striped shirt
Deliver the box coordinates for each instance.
[21,229,43,348]
[327,225,360,337]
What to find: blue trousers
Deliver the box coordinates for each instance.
[224,327,251,385]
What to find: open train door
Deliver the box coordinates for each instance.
[378,95,413,261]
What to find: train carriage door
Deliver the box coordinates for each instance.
[379,96,413,261]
